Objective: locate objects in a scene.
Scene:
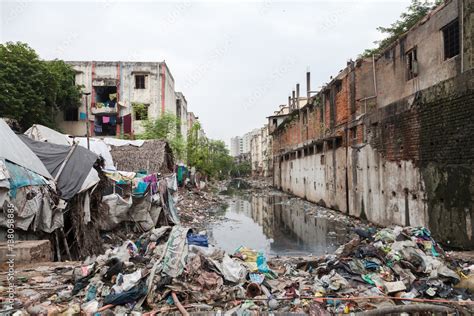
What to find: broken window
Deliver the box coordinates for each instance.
[442,19,459,60]
[350,126,357,142]
[135,75,146,89]
[335,81,342,94]
[133,103,149,121]
[64,108,78,121]
[406,48,418,80]
[302,110,308,125]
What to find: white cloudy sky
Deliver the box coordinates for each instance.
[1,0,411,144]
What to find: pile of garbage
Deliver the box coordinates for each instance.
[6,225,474,314]
[176,186,224,227]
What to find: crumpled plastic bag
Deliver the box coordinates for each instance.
[112,269,142,294]
[314,270,349,292]
[81,300,99,314]
[214,254,247,283]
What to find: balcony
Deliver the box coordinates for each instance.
[91,104,118,115]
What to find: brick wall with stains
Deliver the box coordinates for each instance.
[271,0,474,248]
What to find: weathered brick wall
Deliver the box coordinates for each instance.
[364,70,474,248]
[273,69,474,249]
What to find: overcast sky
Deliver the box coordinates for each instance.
[1,0,411,144]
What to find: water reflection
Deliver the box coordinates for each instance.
[208,192,350,256]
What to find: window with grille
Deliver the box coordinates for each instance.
[135,75,146,89]
[442,19,459,60]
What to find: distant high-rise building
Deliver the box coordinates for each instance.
[230,136,242,157]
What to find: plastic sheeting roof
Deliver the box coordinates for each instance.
[0,119,52,179]
[24,124,73,146]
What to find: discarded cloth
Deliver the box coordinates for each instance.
[103,281,148,305]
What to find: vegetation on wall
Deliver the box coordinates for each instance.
[132,103,148,121]
[360,0,441,57]
[0,42,82,130]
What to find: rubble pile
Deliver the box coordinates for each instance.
[4,224,474,314]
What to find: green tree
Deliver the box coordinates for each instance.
[207,139,234,180]
[231,161,252,177]
[0,42,82,129]
[186,122,209,172]
[141,111,179,139]
[139,112,187,161]
[186,122,234,180]
[361,0,439,57]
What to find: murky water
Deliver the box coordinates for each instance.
[207,191,350,256]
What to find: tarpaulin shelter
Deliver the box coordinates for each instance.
[0,119,61,235]
[20,133,106,259]
[24,124,115,171]
[20,135,99,200]
[0,119,52,179]
[24,124,73,146]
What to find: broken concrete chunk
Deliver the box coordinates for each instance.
[384,280,406,293]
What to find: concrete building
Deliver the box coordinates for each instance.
[230,136,243,157]
[250,125,272,177]
[250,131,262,176]
[242,129,259,154]
[175,92,188,140]
[270,0,474,248]
[58,61,176,137]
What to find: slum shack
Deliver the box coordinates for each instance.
[0,119,58,263]
[101,139,179,234]
[0,119,109,261]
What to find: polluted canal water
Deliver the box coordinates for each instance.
[207,189,351,256]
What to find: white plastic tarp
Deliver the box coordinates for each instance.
[0,119,52,179]
[103,138,144,147]
[24,124,73,146]
[76,137,115,170]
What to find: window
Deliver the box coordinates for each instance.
[335,81,342,94]
[350,126,357,142]
[406,48,418,80]
[135,75,146,89]
[64,108,78,121]
[133,103,149,120]
[442,19,459,60]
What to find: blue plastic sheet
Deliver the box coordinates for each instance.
[5,160,46,198]
[187,232,209,247]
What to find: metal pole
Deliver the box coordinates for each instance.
[306,72,311,100]
[83,92,91,150]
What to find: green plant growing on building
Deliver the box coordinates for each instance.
[360,0,440,57]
